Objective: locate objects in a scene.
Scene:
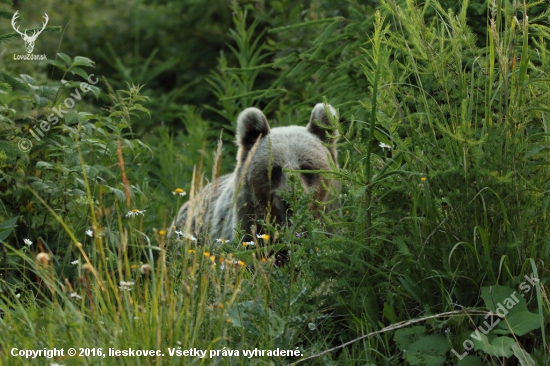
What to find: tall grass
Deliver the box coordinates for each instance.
[1,0,549,365]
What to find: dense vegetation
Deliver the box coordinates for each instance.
[1,0,549,364]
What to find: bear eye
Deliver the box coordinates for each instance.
[299,165,318,185]
[267,165,282,180]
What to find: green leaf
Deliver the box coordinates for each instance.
[0,216,19,241]
[71,56,95,68]
[405,334,449,366]
[57,53,73,66]
[383,302,398,323]
[43,59,67,72]
[480,286,523,315]
[19,74,36,86]
[480,285,540,335]
[67,66,89,80]
[499,311,541,336]
[85,85,100,99]
[36,161,54,169]
[472,334,515,358]
[457,356,483,366]
[512,344,535,366]
[394,326,427,351]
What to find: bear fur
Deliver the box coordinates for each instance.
[171,103,339,241]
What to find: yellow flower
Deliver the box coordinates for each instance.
[216,238,227,244]
[188,249,195,254]
[219,257,225,263]
[261,258,267,263]
[345,210,350,215]
[237,260,245,267]
[256,234,270,240]
[218,303,224,309]
[209,255,215,262]
[203,251,210,258]
[172,188,186,196]
[421,177,427,182]
[158,229,166,236]
[226,318,231,323]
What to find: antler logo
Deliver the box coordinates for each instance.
[11,11,49,54]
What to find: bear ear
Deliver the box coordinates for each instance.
[236,107,270,160]
[307,103,339,145]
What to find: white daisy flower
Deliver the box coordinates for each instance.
[70,292,82,300]
[126,209,146,218]
[172,188,187,196]
[71,260,79,265]
[215,238,227,244]
[23,239,32,246]
[242,241,255,247]
[379,142,392,150]
[85,230,93,238]
[175,231,197,241]
[119,281,135,291]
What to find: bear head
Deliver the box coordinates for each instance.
[232,103,339,233]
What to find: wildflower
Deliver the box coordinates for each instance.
[237,260,245,267]
[242,241,254,247]
[209,255,215,262]
[126,209,146,218]
[175,231,197,241]
[379,142,391,150]
[172,188,186,196]
[70,292,82,300]
[261,257,267,263]
[203,251,210,258]
[226,318,231,323]
[295,232,302,239]
[85,230,93,238]
[216,238,227,244]
[71,260,79,265]
[119,281,135,291]
[218,303,224,309]
[345,210,350,215]
[158,229,166,236]
[421,177,427,182]
[15,293,21,298]
[36,252,50,265]
[256,234,270,240]
[23,238,32,246]
[188,249,195,254]
[140,264,151,275]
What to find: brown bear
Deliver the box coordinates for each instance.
[170,103,339,241]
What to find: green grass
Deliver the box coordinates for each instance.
[1,0,550,365]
